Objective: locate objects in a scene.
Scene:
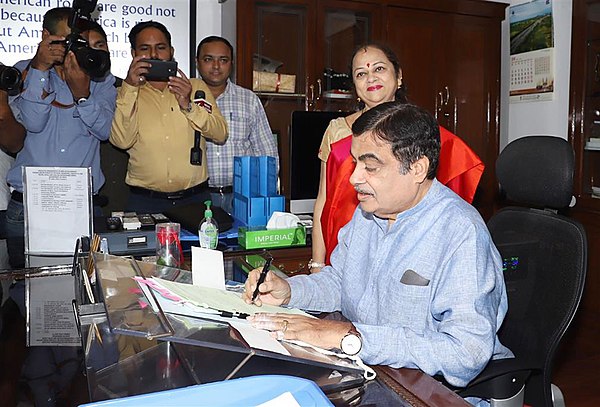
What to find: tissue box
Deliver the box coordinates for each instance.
[238,225,306,249]
[252,71,296,93]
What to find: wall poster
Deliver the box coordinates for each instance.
[509,0,555,103]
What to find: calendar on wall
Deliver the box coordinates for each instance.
[510,48,555,102]
[509,0,555,103]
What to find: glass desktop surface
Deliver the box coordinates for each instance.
[83,253,364,402]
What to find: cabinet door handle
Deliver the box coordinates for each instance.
[595,53,600,82]
[443,86,450,106]
[436,91,443,113]
[309,84,315,110]
[305,75,310,111]
[316,78,322,101]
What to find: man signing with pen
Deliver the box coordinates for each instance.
[243,102,513,393]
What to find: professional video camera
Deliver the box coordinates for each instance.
[52,0,110,79]
[0,63,21,95]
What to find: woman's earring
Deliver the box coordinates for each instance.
[357,97,362,103]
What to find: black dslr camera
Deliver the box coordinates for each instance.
[0,63,22,95]
[52,0,110,79]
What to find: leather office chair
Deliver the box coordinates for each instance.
[458,136,587,407]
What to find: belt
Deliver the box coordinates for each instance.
[130,181,209,200]
[11,191,23,203]
[208,185,233,194]
[11,190,104,205]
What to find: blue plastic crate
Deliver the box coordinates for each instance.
[267,195,285,216]
[233,156,259,197]
[258,156,278,197]
[233,193,267,226]
[79,375,333,406]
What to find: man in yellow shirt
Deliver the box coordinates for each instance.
[110,21,228,213]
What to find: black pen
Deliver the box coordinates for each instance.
[251,257,273,302]
[216,310,250,319]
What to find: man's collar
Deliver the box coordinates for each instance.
[221,78,234,96]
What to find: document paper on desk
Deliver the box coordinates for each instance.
[149,278,375,378]
[152,277,311,317]
[145,278,292,355]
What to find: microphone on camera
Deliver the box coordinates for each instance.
[192,89,213,113]
[190,90,204,166]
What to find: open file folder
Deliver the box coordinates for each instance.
[83,253,365,402]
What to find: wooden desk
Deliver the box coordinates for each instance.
[374,366,470,407]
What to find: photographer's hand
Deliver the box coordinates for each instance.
[124,56,151,87]
[31,35,66,71]
[168,69,192,110]
[64,51,90,100]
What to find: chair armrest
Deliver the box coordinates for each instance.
[458,358,538,400]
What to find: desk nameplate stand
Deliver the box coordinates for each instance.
[76,253,364,403]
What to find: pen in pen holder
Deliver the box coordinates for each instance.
[156,222,184,268]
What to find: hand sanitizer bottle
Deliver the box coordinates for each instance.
[198,200,219,249]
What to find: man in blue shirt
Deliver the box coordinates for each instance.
[244,102,512,390]
[196,36,278,214]
[6,7,116,244]
[4,8,116,406]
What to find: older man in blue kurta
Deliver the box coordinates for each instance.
[244,102,512,393]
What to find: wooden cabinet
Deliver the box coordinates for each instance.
[570,0,600,208]
[568,0,600,317]
[236,0,506,219]
[236,0,380,202]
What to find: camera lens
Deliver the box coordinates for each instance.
[0,65,22,94]
[73,47,111,79]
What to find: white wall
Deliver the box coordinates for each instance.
[193,0,237,78]
[499,0,573,149]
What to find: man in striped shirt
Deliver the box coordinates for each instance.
[196,36,278,214]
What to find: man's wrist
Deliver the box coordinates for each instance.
[181,102,193,113]
[74,94,90,105]
[340,323,362,355]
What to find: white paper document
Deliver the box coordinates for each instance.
[23,167,92,254]
[191,246,226,290]
[153,277,310,317]
[138,277,292,355]
[227,320,290,356]
[27,274,79,347]
[256,391,302,407]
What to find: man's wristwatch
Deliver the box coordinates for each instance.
[340,324,362,356]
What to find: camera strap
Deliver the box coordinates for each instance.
[16,62,75,109]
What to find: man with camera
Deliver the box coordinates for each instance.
[196,36,278,214]
[0,64,25,236]
[0,62,25,336]
[6,7,116,246]
[110,21,228,213]
[3,6,116,406]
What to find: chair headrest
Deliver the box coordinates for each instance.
[496,136,574,209]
